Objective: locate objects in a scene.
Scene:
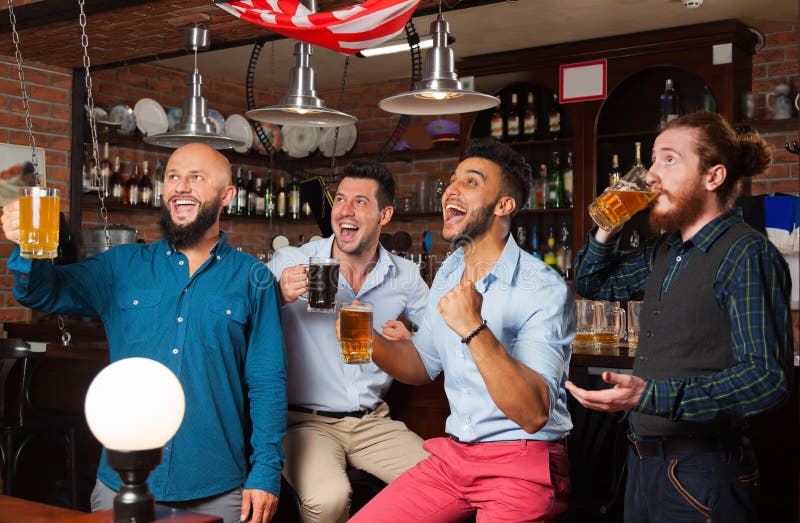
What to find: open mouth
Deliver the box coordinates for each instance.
[338,222,359,241]
[444,202,467,226]
[170,198,198,217]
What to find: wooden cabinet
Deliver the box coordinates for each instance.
[458,20,757,259]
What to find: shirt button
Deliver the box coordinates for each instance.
[675,255,682,262]
[179,260,185,266]
[167,250,171,255]
[216,255,221,260]
[183,288,188,293]
[132,299,139,305]
[177,317,184,323]
[172,348,179,355]
[226,309,232,315]
[646,331,653,338]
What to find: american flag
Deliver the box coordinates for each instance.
[216,0,421,54]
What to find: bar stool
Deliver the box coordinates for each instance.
[0,338,78,508]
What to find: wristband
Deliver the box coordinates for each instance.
[461,319,488,345]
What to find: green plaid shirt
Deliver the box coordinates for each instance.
[574,208,794,421]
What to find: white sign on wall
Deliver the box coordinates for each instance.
[559,59,607,103]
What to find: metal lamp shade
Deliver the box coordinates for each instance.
[247,42,357,128]
[378,14,499,115]
[144,71,244,149]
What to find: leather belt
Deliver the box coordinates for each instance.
[450,435,566,445]
[288,405,371,419]
[628,433,742,458]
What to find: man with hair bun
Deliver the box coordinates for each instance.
[567,111,793,522]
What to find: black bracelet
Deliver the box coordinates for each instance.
[461,319,488,345]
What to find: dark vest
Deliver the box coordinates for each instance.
[631,221,753,437]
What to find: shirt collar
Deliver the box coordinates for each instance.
[164,231,231,257]
[317,234,397,274]
[438,235,520,290]
[686,207,743,253]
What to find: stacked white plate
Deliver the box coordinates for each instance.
[133,98,168,136]
[225,114,254,153]
[318,124,358,157]
[282,126,320,158]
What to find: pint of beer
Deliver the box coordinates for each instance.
[588,166,655,232]
[307,257,340,313]
[19,186,60,259]
[339,301,373,364]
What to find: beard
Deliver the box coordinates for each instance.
[649,182,705,233]
[444,199,496,248]
[160,194,222,249]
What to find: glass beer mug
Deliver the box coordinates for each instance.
[19,186,60,259]
[338,301,373,364]
[302,257,340,313]
[588,166,655,232]
[593,300,626,348]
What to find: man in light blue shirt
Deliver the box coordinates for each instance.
[351,140,575,522]
[267,160,429,523]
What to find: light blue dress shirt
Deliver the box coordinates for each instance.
[267,235,428,412]
[413,235,575,442]
[8,234,286,500]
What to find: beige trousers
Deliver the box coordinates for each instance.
[283,401,428,523]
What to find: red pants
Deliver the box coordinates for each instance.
[349,437,570,522]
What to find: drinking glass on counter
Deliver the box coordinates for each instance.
[573,299,596,349]
[593,300,626,348]
[338,301,373,365]
[627,300,643,350]
[19,186,60,259]
[588,165,655,232]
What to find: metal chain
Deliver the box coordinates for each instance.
[78,0,110,247]
[329,55,350,173]
[7,0,39,185]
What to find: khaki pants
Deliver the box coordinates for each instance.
[283,401,428,523]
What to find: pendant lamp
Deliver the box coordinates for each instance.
[145,27,244,149]
[246,0,357,128]
[378,13,499,115]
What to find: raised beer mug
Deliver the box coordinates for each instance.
[19,186,60,259]
[301,257,341,313]
[338,301,373,365]
[588,165,655,232]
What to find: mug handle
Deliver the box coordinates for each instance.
[617,308,627,341]
[765,92,774,113]
[296,264,309,302]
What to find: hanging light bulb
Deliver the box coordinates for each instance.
[379,12,499,115]
[246,0,357,128]
[145,27,244,149]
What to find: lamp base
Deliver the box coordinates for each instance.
[107,448,162,523]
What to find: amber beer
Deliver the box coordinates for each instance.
[588,189,655,232]
[572,333,596,346]
[339,302,373,364]
[19,187,60,259]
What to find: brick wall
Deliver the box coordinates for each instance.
[0,21,797,327]
[0,55,72,323]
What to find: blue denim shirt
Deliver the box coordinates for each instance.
[9,233,287,500]
[413,235,575,442]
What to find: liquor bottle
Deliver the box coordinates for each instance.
[139,160,153,207]
[489,102,503,140]
[534,164,547,209]
[547,151,563,209]
[99,142,111,198]
[515,225,527,252]
[556,221,572,278]
[276,176,287,218]
[543,226,559,272]
[632,141,644,169]
[548,93,562,139]
[563,151,574,207]
[124,163,140,206]
[609,154,621,188]
[246,170,257,216]
[522,91,537,140]
[81,143,95,193]
[530,224,543,260]
[505,92,520,142]
[264,175,274,218]
[254,177,266,216]
[288,176,301,220]
[658,78,679,130]
[236,168,248,216]
[152,158,164,208]
[702,84,717,113]
[109,156,124,202]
